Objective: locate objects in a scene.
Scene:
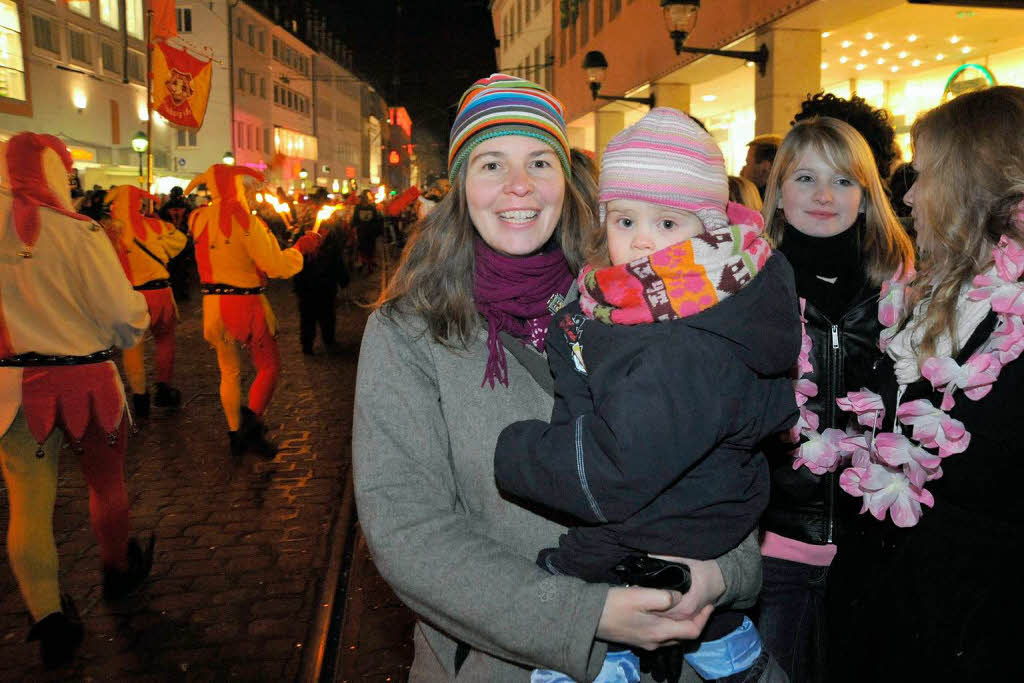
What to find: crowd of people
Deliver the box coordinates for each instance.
[2,69,1020,680]
[354,74,1023,683]
[0,134,436,668]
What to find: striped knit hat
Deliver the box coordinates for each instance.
[448,73,571,182]
[599,107,728,231]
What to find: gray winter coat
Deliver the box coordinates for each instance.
[353,308,763,682]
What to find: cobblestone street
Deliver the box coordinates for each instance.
[0,273,414,681]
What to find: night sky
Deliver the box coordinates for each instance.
[323,1,498,148]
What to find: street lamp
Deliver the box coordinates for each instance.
[223,150,235,165]
[661,1,769,75]
[582,51,656,107]
[131,131,149,189]
[298,168,308,180]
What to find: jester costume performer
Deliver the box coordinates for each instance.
[105,186,187,417]
[0,133,155,668]
[186,165,321,457]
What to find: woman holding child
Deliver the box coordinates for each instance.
[352,75,769,682]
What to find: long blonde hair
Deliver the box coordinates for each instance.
[904,85,1024,359]
[762,117,913,285]
[376,148,596,347]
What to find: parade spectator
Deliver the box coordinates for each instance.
[728,175,763,211]
[888,161,918,221]
[105,186,187,417]
[826,84,1024,681]
[159,186,196,301]
[351,189,382,272]
[755,117,914,682]
[793,92,900,184]
[186,165,322,458]
[0,133,154,668]
[494,107,798,682]
[293,195,349,355]
[741,133,782,199]
[353,74,763,682]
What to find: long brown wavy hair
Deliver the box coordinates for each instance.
[376,148,597,347]
[902,85,1024,359]
[762,117,914,286]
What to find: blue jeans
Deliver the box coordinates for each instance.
[752,556,828,683]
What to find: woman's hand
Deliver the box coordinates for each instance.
[650,555,726,623]
[596,586,713,651]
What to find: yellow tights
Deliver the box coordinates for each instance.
[0,413,62,621]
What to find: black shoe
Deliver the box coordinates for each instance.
[301,347,315,355]
[229,430,245,457]
[153,382,182,409]
[240,407,278,458]
[132,392,150,419]
[27,595,84,669]
[103,535,155,600]
[325,342,343,355]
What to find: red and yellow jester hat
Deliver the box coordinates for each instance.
[105,185,164,240]
[4,132,86,248]
[185,164,264,239]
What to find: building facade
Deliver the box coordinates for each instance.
[1,0,388,196]
[546,0,1024,174]
[0,0,182,189]
[491,0,555,90]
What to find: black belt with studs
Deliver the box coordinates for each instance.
[200,283,266,295]
[0,348,115,367]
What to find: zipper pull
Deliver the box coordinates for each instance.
[831,324,839,350]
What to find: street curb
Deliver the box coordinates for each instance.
[300,467,355,682]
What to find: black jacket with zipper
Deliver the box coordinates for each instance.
[761,277,884,545]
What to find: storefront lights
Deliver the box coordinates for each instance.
[222,151,235,165]
[908,34,918,42]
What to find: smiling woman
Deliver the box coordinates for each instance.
[754,117,914,682]
[465,136,566,256]
[352,74,765,682]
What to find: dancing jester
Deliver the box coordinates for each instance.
[105,185,187,417]
[186,165,321,457]
[0,133,154,668]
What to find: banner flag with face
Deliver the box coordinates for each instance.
[151,39,212,130]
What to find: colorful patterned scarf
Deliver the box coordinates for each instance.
[474,239,574,388]
[579,223,772,325]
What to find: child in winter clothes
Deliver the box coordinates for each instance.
[495,108,800,682]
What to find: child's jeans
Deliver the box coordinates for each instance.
[685,616,763,680]
[531,650,641,683]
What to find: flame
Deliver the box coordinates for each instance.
[374,185,387,204]
[313,204,342,233]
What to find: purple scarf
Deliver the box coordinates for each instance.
[474,239,574,388]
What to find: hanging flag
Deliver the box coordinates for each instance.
[151,0,177,40]
[151,40,212,130]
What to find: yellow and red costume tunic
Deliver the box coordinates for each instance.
[186,165,320,432]
[0,133,149,624]
[105,186,186,397]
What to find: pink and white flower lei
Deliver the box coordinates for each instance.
[831,235,1024,527]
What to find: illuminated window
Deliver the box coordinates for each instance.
[99,0,118,30]
[0,0,27,101]
[126,1,143,39]
[68,1,90,19]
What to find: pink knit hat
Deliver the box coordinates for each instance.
[599,107,729,231]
